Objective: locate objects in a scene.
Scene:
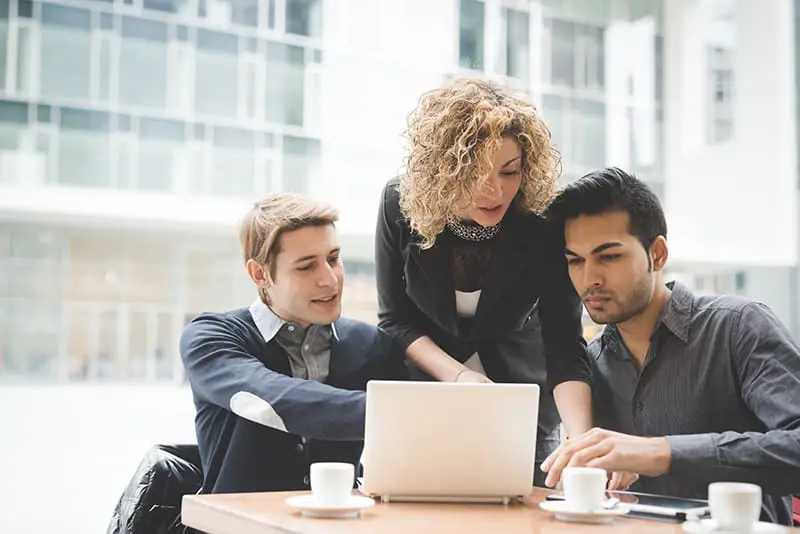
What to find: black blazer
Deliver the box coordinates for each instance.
[375,178,590,434]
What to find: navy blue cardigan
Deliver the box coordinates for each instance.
[180,307,407,494]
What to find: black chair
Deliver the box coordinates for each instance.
[106,444,203,534]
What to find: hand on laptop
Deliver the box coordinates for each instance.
[539,428,671,488]
[455,369,493,383]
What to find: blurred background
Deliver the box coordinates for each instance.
[0,0,797,532]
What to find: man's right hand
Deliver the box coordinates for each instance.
[455,369,493,383]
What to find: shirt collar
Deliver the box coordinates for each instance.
[598,280,693,357]
[657,280,692,343]
[248,299,340,344]
[249,299,285,343]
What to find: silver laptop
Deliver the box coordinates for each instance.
[361,380,540,504]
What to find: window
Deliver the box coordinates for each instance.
[655,35,664,102]
[0,17,8,93]
[40,4,92,100]
[285,0,322,37]
[14,22,37,96]
[195,29,238,118]
[707,46,734,143]
[137,117,185,192]
[546,18,574,87]
[264,42,305,126]
[180,140,211,195]
[231,0,260,28]
[459,0,484,70]
[239,53,264,120]
[503,8,529,80]
[255,148,274,195]
[704,0,735,144]
[120,16,168,109]
[575,24,604,91]
[91,31,117,103]
[540,94,565,154]
[57,108,111,188]
[208,125,256,197]
[111,132,138,189]
[281,135,319,194]
[570,98,606,169]
[167,41,194,114]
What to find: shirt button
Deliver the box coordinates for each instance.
[303,474,310,486]
[304,344,309,351]
[295,442,305,453]
[636,401,644,412]
[288,325,295,332]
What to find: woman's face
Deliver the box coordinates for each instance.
[456,138,523,227]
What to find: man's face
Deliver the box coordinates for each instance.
[266,225,344,327]
[564,211,655,325]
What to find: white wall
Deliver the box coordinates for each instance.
[663,0,798,266]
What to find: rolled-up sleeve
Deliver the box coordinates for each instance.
[374,180,426,351]
[667,303,800,495]
[536,223,592,390]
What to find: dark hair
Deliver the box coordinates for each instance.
[547,167,667,252]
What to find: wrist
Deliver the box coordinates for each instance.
[452,367,469,382]
[648,437,672,476]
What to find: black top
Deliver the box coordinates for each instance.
[179,308,407,494]
[374,177,591,435]
[591,281,800,525]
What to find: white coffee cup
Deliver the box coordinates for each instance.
[562,466,608,512]
[708,482,762,531]
[309,462,355,506]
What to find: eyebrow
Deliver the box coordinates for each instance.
[293,247,340,264]
[501,156,521,168]
[564,242,624,256]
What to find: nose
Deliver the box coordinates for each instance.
[582,261,603,290]
[317,262,339,288]
[476,174,503,203]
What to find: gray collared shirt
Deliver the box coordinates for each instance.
[589,281,800,525]
[275,322,331,383]
[248,300,337,383]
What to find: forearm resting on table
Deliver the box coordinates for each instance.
[406,336,465,382]
[553,380,593,439]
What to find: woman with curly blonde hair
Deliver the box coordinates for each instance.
[375,78,595,484]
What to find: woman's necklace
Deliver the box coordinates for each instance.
[446,219,502,242]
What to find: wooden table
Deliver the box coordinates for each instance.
[182,487,795,533]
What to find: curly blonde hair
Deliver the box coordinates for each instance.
[400,77,561,248]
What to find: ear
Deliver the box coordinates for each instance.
[649,236,669,272]
[246,259,271,289]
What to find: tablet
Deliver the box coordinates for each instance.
[545,490,710,522]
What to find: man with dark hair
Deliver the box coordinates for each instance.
[540,167,800,525]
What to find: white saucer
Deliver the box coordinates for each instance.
[285,494,375,519]
[538,499,630,524]
[682,519,788,533]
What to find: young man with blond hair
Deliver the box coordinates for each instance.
[180,193,407,494]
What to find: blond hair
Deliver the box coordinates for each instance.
[239,193,339,303]
[400,77,561,248]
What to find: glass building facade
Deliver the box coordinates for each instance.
[0,0,665,382]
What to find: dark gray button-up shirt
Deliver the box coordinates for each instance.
[590,281,800,525]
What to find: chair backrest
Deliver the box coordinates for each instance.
[107,444,203,534]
